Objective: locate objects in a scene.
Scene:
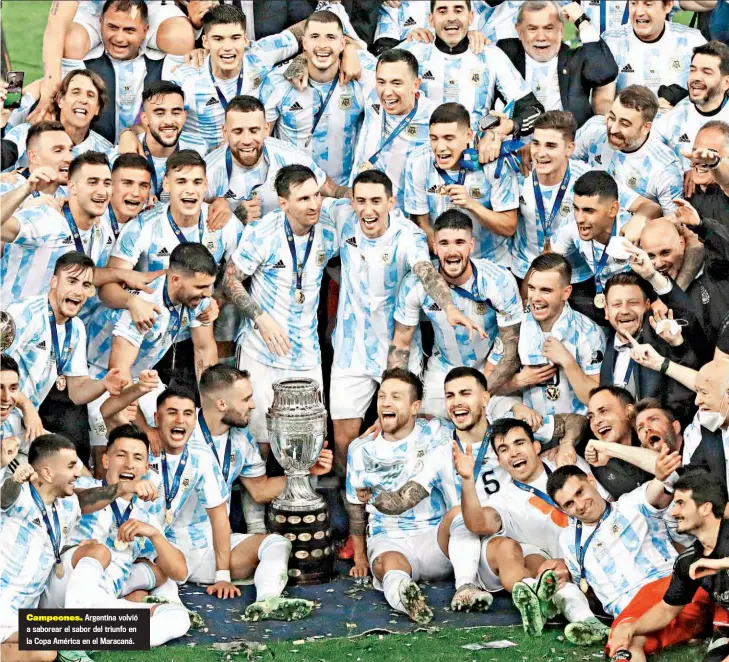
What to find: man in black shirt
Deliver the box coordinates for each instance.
[686,120,729,225]
[607,470,724,662]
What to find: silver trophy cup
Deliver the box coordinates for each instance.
[267,378,327,512]
[0,311,16,352]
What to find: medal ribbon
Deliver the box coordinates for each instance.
[434,165,466,188]
[108,205,120,239]
[161,445,189,512]
[308,75,339,143]
[29,483,62,565]
[47,299,72,379]
[532,163,571,247]
[198,410,231,482]
[162,279,183,344]
[457,148,481,172]
[453,429,490,482]
[512,463,556,507]
[591,220,617,294]
[143,139,177,198]
[495,139,525,179]
[449,261,490,307]
[208,57,243,110]
[166,207,204,246]
[284,217,315,295]
[225,146,267,201]
[368,97,419,167]
[574,502,613,584]
[63,203,94,256]
[102,479,137,528]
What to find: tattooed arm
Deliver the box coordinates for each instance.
[372,481,429,515]
[75,479,158,514]
[191,323,218,382]
[347,501,368,537]
[411,260,454,312]
[387,321,417,370]
[487,324,522,395]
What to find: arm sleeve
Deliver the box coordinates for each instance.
[404,227,431,268]
[662,553,701,607]
[490,167,519,212]
[230,225,266,276]
[577,39,619,87]
[258,72,283,124]
[66,323,89,377]
[12,208,56,247]
[403,150,430,216]
[511,91,545,138]
[110,217,148,267]
[394,275,425,327]
[196,451,230,510]
[489,268,523,327]
[111,310,146,348]
[255,31,300,68]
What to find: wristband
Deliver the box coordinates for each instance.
[708,155,722,169]
[573,14,590,30]
[659,357,670,374]
[215,570,231,583]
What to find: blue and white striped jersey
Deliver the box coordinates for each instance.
[579,1,680,35]
[404,142,519,265]
[328,200,429,377]
[171,34,299,153]
[0,486,80,613]
[86,274,211,380]
[259,54,377,186]
[350,91,436,209]
[5,295,89,408]
[231,206,339,370]
[399,42,533,133]
[1,410,26,456]
[603,22,705,94]
[204,138,327,216]
[395,258,522,375]
[373,1,490,41]
[574,116,683,214]
[559,484,678,617]
[488,303,605,417]
[346,417,450,539]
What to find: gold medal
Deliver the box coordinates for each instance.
[475,302,488,315]
[437,185,448,196]
[594,293,606,309]
[114,538,128,551]
[165,510,174,524]
[55,562,65,579]
[579,578,589,594]
[359,161,374,172]
[56,375,66,391]
[294,289,306,304]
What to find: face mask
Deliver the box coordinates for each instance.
[699,394,728,432]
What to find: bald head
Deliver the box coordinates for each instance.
[639,219,686,280]
[695,360,729,425]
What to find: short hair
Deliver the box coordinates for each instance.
[53,251,96,277]
[674,469,727,518]
[226,94,266,117]
[102,0,149,23]
[546,464,588,502]
[444,366,489,392]
[156,385,197,410]
[430,102,471,131]
[112,153,154,178]
[381,368,423,402]
[533,110,577,143]
[697,120,729,150]
[573,170,619,203]
[635,398,677,422]
[0,353,19,376]
[377,48,419,79]
[305,9,344,32]
[168,243,217,278]
[431,0,471,11]
[516,0,563,25]
[527,253,572,287]
[604,271,653,301]
[107,423,150,453]
[275,164,317,198]
[28,433,76,467]
[142,80,185,105]
[165,149,206,175]
[56,70,107,116]
[199,364,251,397]
[489,418,535,452]
[616,85,659,123]
[26,120,66,150]
[433,209,473,234]
[693,40,729,76]
[352,169,393,198]
[202,3,246,35]
[589,384,636,407]
[68,151,110,181]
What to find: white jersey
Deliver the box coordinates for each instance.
[171,36,298,153]
[5,295,89,408]
[0,486,80,614]
[525,53,562,112]
[346,417,451,540]
[329,201,429,377]
[404,143,519,265]
[603,22,706,94]
[560,484,678,617]
[259,53,377,185]
[1,204,115,302]
[399,43,533,133]
[204,138,327,217]
[350,91,436,209]
[395,258,522,375]
[479,0,523,41]
[231,206,339,370]
[579,0,679,35]
[574,116,683,214]
[373,0,490,41]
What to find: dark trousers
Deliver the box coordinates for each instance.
[153,338,199,404]
[39,386,90,468]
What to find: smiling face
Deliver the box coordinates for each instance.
[164,165,207,217]
[444,375,490,432]
[142,92,186,148]
[605,283,650,342]
[573,193,618,243]
[635,407,681,452]
[376,60,420,116]
[692,126,729,186]
[40,448,82,498]
[526,269,571,326]
[203,21,248,75]
[530,127,573,179]
[429,120,472,171]
[170,271,215,309]
[377,378,420,437]
[28,131,73,184]
[516,4,563,63]
[435,227,474,281]
[689,53,729,109]
[102,436,149,483]
[494,427,542,483]
[694,363,729,423]
[639,221,685,280]
[553,475,605,524]
[303,19,345,74]
[155,396,196,453]
[430,1,473,46]
[111,166,152,219]
[671,489,708,534]
[101,5,148,61]
[629,0,671,42]
[224,108,268,168]
[49,265,95,321]
[588,389,634,445]
[352,182,395,239]
[606,98,650,152]
[0,369,19,423]
[70,162,112,217]
[57,73,101,132]
[220,377,256,428]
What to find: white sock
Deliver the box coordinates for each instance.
[242,489,267,534]
[382,569,411,615]
[253,534,291,600]
[448,514,480,589]
[122,562,157,594]
[149,603,191,647]
[152,577,182,603]
[554,582,595,623]
[65,557,106,609]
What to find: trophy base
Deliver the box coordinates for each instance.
[268,500,334,586]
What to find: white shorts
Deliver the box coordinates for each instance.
[0,596,21,643]
[476,536,549,593]
[368,529,452,590]
[329,364,379,421]
[40,547,118,609]
[419,366,448,419]
[184,532,253,584]
[236,350,323,444]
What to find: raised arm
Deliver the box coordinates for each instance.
[387,321,417,370]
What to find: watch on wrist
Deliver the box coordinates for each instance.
[573,14,590,30]
[659,357,670,374]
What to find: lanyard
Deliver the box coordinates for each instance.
[369,97,419,166]
[47,300,72,377]
[102,479,137,528]
[108,205,120,239]
[167,207,203,246]
[198,410,231,482]
[208,57,243,110]
[161,445,189,511]
[512,464,556,507]
[449,261,489,305]
[284,217,315,294]
[63,203,93,256]
[29,484,62,565]
[599,1,630,34]
[143,139,177,198]
[617,354,637,390]
[435,165,466,188]
[532,164,571,244]
[162,279,183,344]
[225,147,266,201]
[453,429,490,482]
[591,220,617,293]
[575,502,613,581]
[495,139,525,179]
[307,75,339,147]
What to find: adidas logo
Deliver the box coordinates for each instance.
[428,302,442,312]
[289,101,304,112]
[106,236,113,245]
[678,133,691,143]
[404,16,416,26]
[594,154,602,165]
[206,97,219,106]
[345,236,357,247]
[272,259,286,269]
[422,70,435,81]
[62,236,74,245]
[519,195,526,205]
[372,103,381,114]
[158,247,170,257]
[621,64,634,73]
[427,184,438,193]
[224,189,237,199]
[37,340,47,350]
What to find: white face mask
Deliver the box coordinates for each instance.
[699,394,728,432]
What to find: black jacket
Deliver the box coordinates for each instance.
[685,426,728,500]
[85,54,164,144]
[495,38,618,129]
